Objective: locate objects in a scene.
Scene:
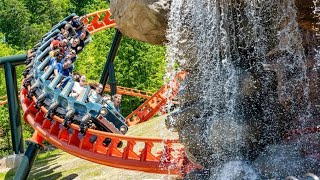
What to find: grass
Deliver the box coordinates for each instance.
[0,115,179,179]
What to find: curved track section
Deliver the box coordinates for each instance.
[104,85,153,99]
[83,9,116,34]
[21,89,199,175]
[126,72,187,126]
[19,9,200,176]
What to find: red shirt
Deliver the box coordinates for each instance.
[50,40,61,49]
[50,40,66,54]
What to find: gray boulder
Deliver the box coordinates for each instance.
[110,0,170,45]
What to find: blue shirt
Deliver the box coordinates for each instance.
[54,63,73,76]
[48,56,56,66]
[108,102,120,112]
[71,19,82,28]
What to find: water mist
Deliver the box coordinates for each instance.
[166,0,320,179]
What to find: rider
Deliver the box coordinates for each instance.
[109,94,122,112]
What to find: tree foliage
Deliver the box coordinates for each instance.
[0,0,75,48]
[0,33,24,131]
[75,30,166,115]
[0,0,31,48]
[0,0,166,142]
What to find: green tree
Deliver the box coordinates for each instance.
[0,33,24,131]
[23,0,50,24]
[74,30,166,116]
[114,37,166,115]
[0,0,31,48]
[23,0,74,26]
[70,0,96,15]
[0,0,75,49]
[0,0,166,121]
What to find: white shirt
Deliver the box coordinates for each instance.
[72,82,83,94]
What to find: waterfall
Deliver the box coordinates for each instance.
[166,0,319,179]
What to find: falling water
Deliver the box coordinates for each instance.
[166,0,320,179]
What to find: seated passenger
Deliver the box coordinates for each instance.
[60,53,74,65]
[54,59,73,88]
[45,50,60,72]
[102,94,111,104]
[102,94,112,106]
[109,94,122,112]
[77,32,86,52]
[50,39,68,54]
[70,75,86,98]
[88,83,103,103]
[69,49,78,63]
[69,38,81,53]
[64,23,77,37]
[48,50,58,66]
[27,50,36,58]
[56,52,64,63]
[56,31,70,41]
[72,73,81,82]
[70,16,84,35]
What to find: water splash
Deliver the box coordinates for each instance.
[166,0,319,179]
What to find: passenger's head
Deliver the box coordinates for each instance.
[112,94,122,106]
[63,31,69,38]
[63,59,72,69]
[79,16,85,22]
[103,94,111,103]
[57,53,64,61]
[61,39,68,47]
[96,83,103,94]
[79,32,86,40]
[73,74,80,82]
[72,38,79,46]
[70,49,77,57]
[49,50,57,57]
[65,54,72,60]
[79,75,86,86]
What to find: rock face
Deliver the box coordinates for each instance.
[110,0,317,45]
[295,0,317,31]
[109,0,318,46]
[110,0,170,45]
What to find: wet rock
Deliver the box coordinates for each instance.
[295,0,317,31]
[183,168,210,180]
[110,0,318,44]
[212,161,260,180]
[161,0,320,178]
[253,143,320,179]
[110,0,170,45]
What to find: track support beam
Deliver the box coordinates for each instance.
[100,29,122,95]
[2,54,27,154]
[14,132,43,180]
[13,142,41,180]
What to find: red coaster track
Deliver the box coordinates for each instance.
[20,88,199,176]
[18,9,200,177]
[126,71,187,126]
[82,9,116,34]
[104,84,153,99]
